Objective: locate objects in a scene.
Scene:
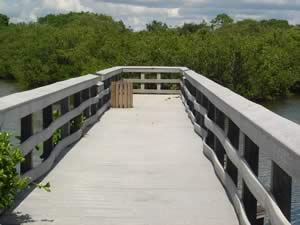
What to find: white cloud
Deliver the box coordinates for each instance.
[243,0,289,5]
[167,8,180,17]
[42,0,90,12]
[234,13,263,21]
[0,0,299,29]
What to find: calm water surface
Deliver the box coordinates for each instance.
[264,96,300,125]
[0,80,300,223]
[0,80,19,97]
[262,97,300,225]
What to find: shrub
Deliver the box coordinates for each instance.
[0,132,51,210]
[0,132,28,209]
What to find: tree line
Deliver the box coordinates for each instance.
[0,12,299,101]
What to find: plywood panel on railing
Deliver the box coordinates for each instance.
[111,80,133,108]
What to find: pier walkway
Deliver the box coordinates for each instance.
[1,66,298,225]
[0,95,238,225]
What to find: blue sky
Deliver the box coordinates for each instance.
[0,0,300,30]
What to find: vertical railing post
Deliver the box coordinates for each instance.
[242,135,260,225]
[72,92,82,134]
[215,139,225,166]
[224,117,229,137]
[42,105,53,160]
[97,82,103,109]
[206,101,216,150]
[74,92,81,108]
[271,163,292,221]
[90,85,98,115]
[195,90,202,134]
[238,132,245,157]
[82,88,90,119]
[225,118,238,185]
[215,108,225,166]
[157,73,161,91]
[20,114,33,174]
[103,79,110,105]
[60,97,70,139]
[141,73,145,91]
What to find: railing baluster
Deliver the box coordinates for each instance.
[42,105,53,160]
[74,92,81,108]
[141,73,145,90]
[215,138,225,166]
[1,67,298,225]
[90,85,98,115]
[242,134,260,224]
[225,118,239,185]
[60,97,70,139]
[271,163,292,221]
[215,107,225,166]
[82,88,90,118]
[157,73,161,91]
[20,114,33,174]
[1,74,106,184]
[182,69,300,225]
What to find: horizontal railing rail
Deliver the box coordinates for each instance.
[96,66,188,95]
[181,69,300,225]
[1,66,299,225]
[0,75,110,182]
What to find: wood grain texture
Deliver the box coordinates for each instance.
[111,80,133,108]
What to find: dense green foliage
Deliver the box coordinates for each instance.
[0,132,51,210]
[0,133,28,209]
[0,12,299,101]
[0,14,9,27]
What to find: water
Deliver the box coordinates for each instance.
[1,80,300,223]
[0,80,19,97]
[264,96,300,125]
[0,80,46,168]
[263,96,300,225]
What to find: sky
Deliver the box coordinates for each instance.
[0,0,300,30]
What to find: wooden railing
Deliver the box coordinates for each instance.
[96,66,300,225]
[181,69,300,225]
[0,75,110,182]
[1,66,299,225]
[96,66,186,95]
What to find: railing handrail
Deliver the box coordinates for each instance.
[0,75,99,125]
[96,66,188,81]
[96,66,300,176]
[183,69,300,182]
[0,74,110,183]
[96,66,186,95]
[181,69,299,225]
[1,66,299,225]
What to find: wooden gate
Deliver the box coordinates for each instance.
[111,80,133,108]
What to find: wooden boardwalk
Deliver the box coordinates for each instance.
[1,95,238,225]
